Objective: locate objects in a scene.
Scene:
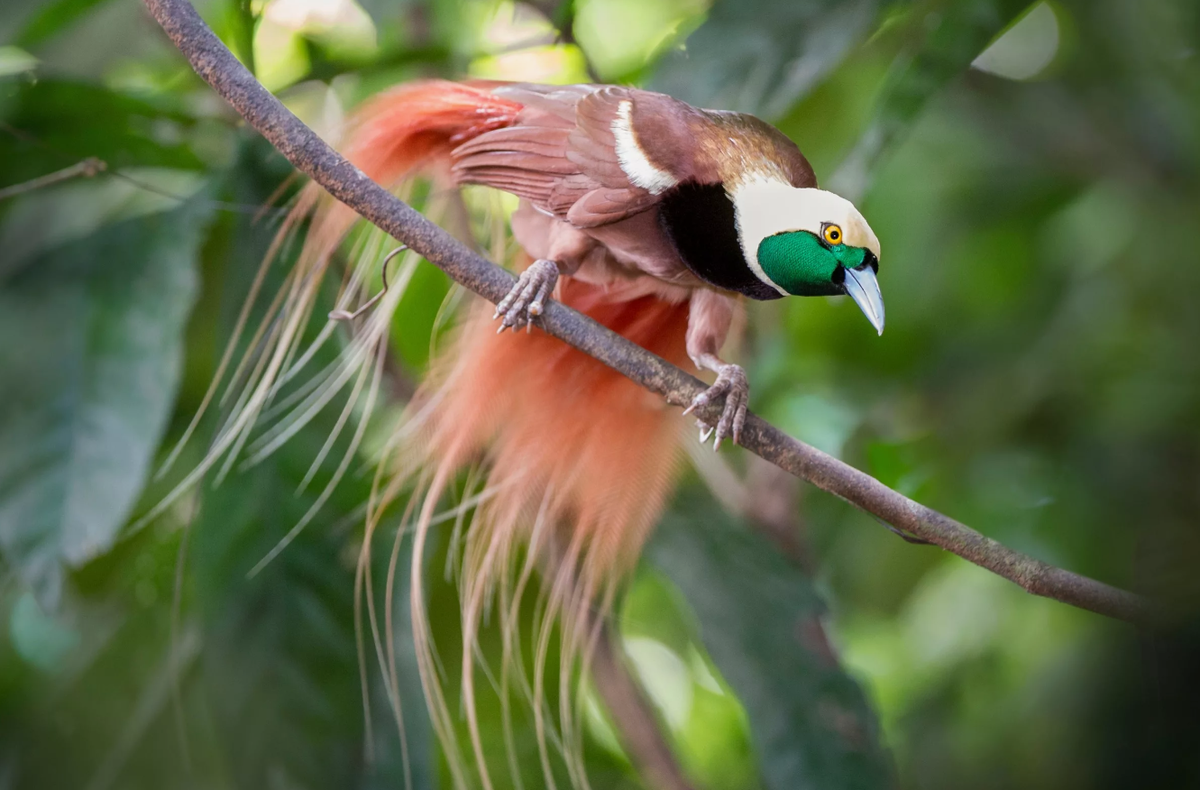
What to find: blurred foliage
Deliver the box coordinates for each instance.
[649,490,892,790]
[0,198,208,608]
[2,0,1199,789]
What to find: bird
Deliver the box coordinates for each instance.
[268,79,884,788]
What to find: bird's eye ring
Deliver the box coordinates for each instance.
[822,223,843,246]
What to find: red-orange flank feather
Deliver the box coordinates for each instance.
[287,80,693,789]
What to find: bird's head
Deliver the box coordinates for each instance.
[734,181,885,335]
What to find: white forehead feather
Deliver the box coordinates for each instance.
[731,179,881,277]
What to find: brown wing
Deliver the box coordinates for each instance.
[449,83,815,228]
[449,85,688,228]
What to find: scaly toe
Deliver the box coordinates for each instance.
[493,259,558,333]
[732,402,747,445]
[694,363,749,451]
[714,397,741,451]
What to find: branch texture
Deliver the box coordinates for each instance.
[592,623,696,790]
[141,0,1153,627]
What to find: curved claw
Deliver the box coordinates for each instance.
[495,259,559,333]
[685,363,748,450]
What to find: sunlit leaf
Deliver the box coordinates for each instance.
[0,46,38,77]
[573,0,708,81]
[972,2,1062,81]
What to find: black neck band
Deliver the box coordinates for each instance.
[658,181,783,301]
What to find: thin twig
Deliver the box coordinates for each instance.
[591,622,696,790]
[0,123,292,216]
[139,0,1155,628]
[0,157,106,200]
[329,245,408,321]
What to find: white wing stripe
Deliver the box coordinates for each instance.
[611,100,678,195]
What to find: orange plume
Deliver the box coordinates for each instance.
[292,80,524,280]
[406,277,690,788]
[276,81,691,788]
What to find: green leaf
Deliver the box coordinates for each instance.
[0,45,38,77]
[0,199,211,608]
[8,591,80,672]
[830,0,1033,196]
[185,452,396,789]
[649,487,893,790]
[17,0,118,48]
[649,0,882,119]
[0,80,203,192]
[648,0,1030,196]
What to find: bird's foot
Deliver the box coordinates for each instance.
[494,258,559,333]
[683,363,748,451]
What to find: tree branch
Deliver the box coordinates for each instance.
[591,622,696,790]
[140,0,1154,627]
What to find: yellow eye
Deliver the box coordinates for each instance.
[823,224,843,245]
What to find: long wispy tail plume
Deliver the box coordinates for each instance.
[170,79,693,788]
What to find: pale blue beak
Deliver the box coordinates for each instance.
[843,263,885,335]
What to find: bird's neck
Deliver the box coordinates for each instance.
[657,179,785,301]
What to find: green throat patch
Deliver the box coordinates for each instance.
[756,231,867,296]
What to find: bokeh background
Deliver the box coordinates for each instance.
[2,0,1199,788]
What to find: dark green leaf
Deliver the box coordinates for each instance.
[0,199,211,608]
[0,80,203,191]
[184,451,394,789]
[649,0,882,119]
[649,487,893,790]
